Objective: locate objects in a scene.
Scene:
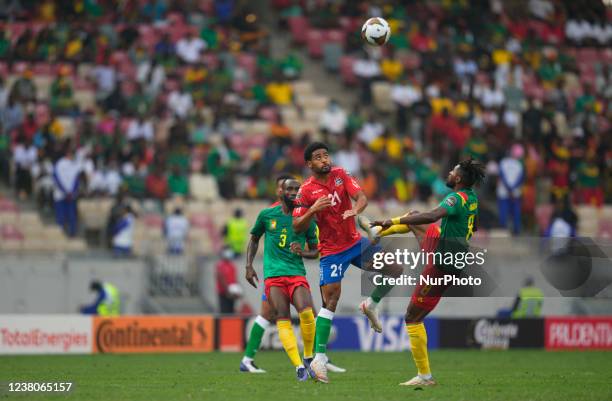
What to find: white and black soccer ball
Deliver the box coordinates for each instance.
[361,17,391,46]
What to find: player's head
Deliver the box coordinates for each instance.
[89,280,103,292]
[445,158,486,189]
[304,142,331,175]
[275,173,293,198]
[280,178,301,210]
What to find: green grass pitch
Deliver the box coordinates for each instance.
[2,350,611,401]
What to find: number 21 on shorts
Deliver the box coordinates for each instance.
[330,263,343,277]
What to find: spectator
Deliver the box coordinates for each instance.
[127,114,154,143]
[223,208,249,256]
[111,205,135,257]
[13,134,37,199]
[546,195,578,254]
[167,165,189,197]
[50,67,77,115]
[89,160,122,196]
[167,85,194,119]
[154,33,176,64]
[353,51,381,105]
[0,97,24,134]
[576,151,603,207]
[92,57,117,101]
[176,30,206,64]
[265,75,294,106]
[391,76,422,135]
[357,114,384,146]
[53,147,82,237]
[380,48,403,82]
[497,144,525,235]
[145,164,168,201]
[164,207,190,255]
[207,137,240,198]
[334,140,360,176]
[319,99,347,137]
[10,69,37,104]
[216,246,243,314]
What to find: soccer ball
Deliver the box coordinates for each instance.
[361,17,391,46]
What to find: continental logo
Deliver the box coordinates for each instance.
[93,316,214,353]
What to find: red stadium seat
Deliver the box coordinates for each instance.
[0,199,18,213]
[577,48,599,64]
[340,55,357,86]
[288,16,309,45]
[326,29,346,48]
[598,219,612,239]
[33,63,54,76]
[307,29,324,58]
[142,213,163,229]
[1,224,24,241]
[600,48,612,65]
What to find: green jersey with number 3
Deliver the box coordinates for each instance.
[250,205,318,279]
[437,188,479,257]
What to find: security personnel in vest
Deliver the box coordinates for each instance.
[80,280,121,316]
[511,277,543,318]
[223,208,248,256]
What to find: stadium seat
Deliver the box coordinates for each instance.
[597,219,612,239]
[306,29,324,58]
[288,16,309,45]
[340,56,357,86]
[372,81,395,113]
[190,174,220,202]
[291,80,314,97]
[1,224,24,241]
[323,42,343,72]
[326,29,346,48]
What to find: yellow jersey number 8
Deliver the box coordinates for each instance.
[466,214,475,240]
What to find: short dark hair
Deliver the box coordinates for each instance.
[458,158,486,187]
[276,173,293,184]
[304,142,329,162]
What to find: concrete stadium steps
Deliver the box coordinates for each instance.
[0,194,87,253]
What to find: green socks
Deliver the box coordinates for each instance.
[314,308,334,354]
[370,283,394,303]
[244,315,270,359]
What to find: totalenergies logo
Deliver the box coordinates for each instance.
[93,316,214,353]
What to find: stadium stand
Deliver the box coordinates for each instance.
[0,0,610,261]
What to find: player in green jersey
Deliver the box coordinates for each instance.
[245,178,319,382]
[369,159,485,387]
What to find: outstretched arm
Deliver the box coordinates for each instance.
[371,206,448,230]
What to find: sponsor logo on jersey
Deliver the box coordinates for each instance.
[444,196,457,207]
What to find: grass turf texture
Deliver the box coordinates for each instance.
[1,351,611,401]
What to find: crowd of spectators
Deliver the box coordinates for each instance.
[280,0,611,234]
[0,0,610,239]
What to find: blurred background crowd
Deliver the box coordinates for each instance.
[0,0,610,253]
